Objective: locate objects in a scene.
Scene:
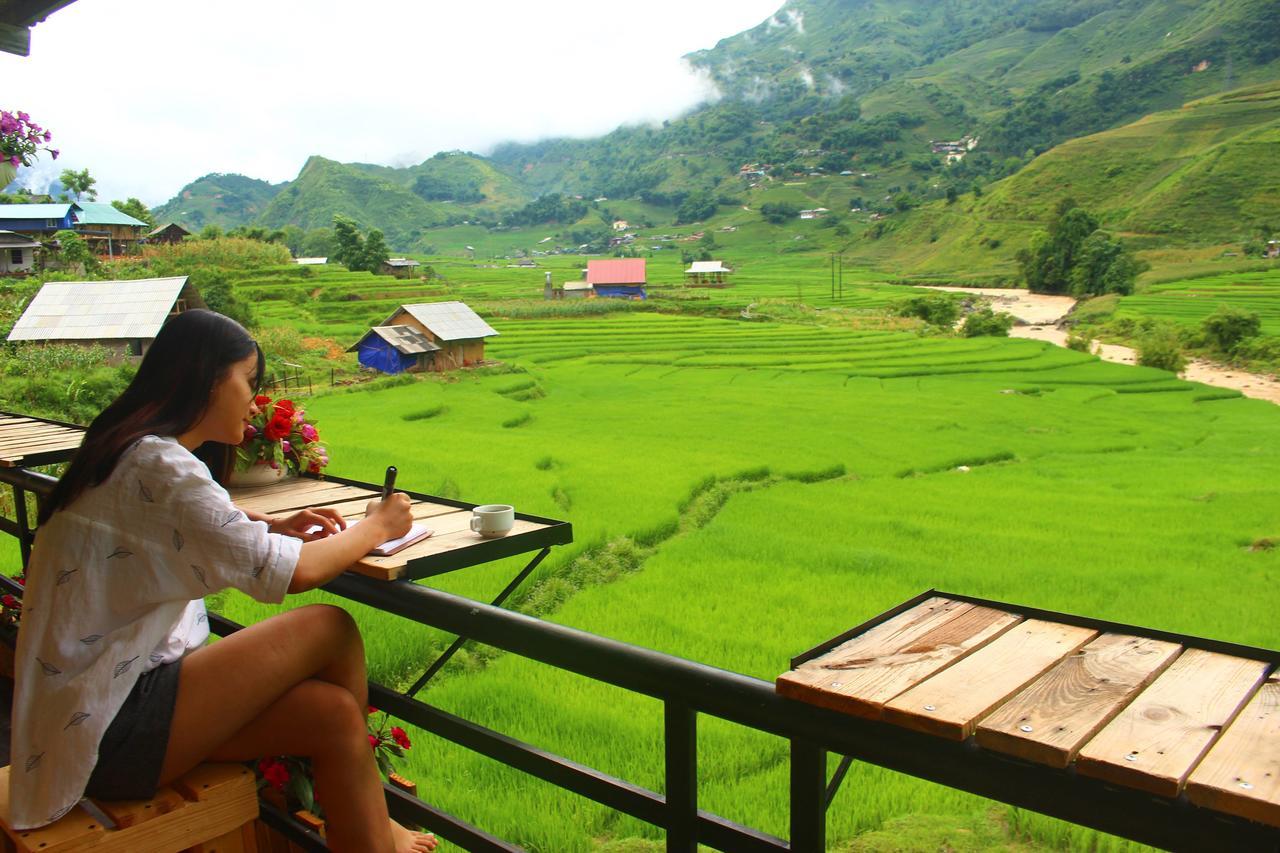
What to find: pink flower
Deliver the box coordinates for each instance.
[300,423,318,442]
[243,424,257,439]
[281,440,292,454]
[7,155,18,167]
[42,130,51,142]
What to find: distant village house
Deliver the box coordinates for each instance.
[0,230,41,275]
[66,201,148,256]
[685,260,732,286]
[1268,240,1279,259]
[587,258,646,299]
[294,257,328,265]
[380,257,421,279]
[349,301,498,374]
[6,276,205,357]
[799,208,829,220]
[147,222,191,245]
[612,220,629,231]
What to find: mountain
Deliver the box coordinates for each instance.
[150,173,284,230]
[150,0,1280,258]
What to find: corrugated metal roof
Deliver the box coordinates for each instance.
[587,258,646,285]
[384,258,420,267]
[0,203,77,220]
[397,301,499,341]
[148,222,189,237]
[295,257,327,264]
[563,281,592,291]
[0,230,41,248]
[347,325,440,355]
[73,201,148,227]
[7,277,191,342]
[686,261,730,274]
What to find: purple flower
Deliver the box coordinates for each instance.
[42,130,51,142]
[51,150,59,159]
[281,440,292,454]
[16,111,28,122]
[243,423,257,439]
[7,155,18,167]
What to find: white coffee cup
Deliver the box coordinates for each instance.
[471,504,515,538]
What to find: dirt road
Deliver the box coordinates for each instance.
[919,286,1280,405]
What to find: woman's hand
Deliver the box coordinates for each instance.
[364,492,413,541]
[269,507,347,541]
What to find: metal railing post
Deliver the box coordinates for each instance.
[665,701,697,852]
[790,738,825,853]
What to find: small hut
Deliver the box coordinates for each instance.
[354,301,498,373]
[381,258,421,279]
[7,276,205,357]
[563,281,594,299]
[685,260,732,286]
[73,202,148,256]
[147,223,191,244]
[587,258,646,299]
[346,326,439,374]
[0,230,41,274]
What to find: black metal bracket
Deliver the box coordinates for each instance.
[406,546,552,696]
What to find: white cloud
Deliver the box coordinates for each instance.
[2,0,780,205]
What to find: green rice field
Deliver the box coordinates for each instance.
[200,309,1280,851]
[1116,269,1280,334]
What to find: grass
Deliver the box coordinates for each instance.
[1115,269,1280,336]
[188,308,1280,852]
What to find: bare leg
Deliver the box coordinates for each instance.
[158,604,434,853]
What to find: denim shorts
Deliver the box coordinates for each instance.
[83,658,182,801]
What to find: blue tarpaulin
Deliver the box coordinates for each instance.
[356,334,417,374]
[594,284,646,300]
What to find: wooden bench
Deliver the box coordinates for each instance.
[0,762,259,853]
[778,591,1280,841]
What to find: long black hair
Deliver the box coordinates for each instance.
[39,309,263,523]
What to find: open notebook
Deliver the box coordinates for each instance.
[305,518,434,556]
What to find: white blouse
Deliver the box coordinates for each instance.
[9,436,301,829]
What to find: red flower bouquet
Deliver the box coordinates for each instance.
[236,395,329,476]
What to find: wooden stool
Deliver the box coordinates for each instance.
[0,762,259,853]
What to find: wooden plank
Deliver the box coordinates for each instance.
[171,763,257,804]
[0,766,107,852]
[1076,649,1269,796]
[188,825,247,853]
[91,786,187,828]
[0,434,82,451]
[974,633,1182,768]
[347,518,549,580]
[1186,675,1280,828]
[881,619,1097,740]
[775,597,1022,719]
[337,498,463,523]
[233,485,381,515]
[228,481,366,513]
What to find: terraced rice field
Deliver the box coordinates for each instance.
[210,311,1279,852]
[1117,269,1280,334]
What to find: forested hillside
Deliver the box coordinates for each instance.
[151,0,1280,263]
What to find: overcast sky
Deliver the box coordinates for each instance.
[2,0,781,205]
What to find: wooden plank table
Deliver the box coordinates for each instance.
[228,472,573,582]
[777,591,1280,834]
[0,411,85,468]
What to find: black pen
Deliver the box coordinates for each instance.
[381,466,397,501]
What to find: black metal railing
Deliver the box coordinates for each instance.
[3,466,1278,852]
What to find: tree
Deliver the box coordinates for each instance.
[111,197,154,228]
[332,215,365,268]
[760,202,799,224]
[359,228,390,273]
[675,190,716,224]
[1201,306,1261,353]
[301,228,336,258]
[200,224,223,240]
[280,225,305,257]
[59,167,97,201]
[960,307,1014,337]
[192,268,254,328]
[1016,201,1101,294]
[53,228,97,273]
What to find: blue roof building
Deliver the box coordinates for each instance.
[0,203,80,235]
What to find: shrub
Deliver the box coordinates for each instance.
[1065,330,1093,352]
[1071,294,1119,325]
[960,308,1014,337]
[1137,326,1186,373]
[894,294,960,327]
[1201,305,1261,353]
[142,237,290,270]
[255,325,306,360]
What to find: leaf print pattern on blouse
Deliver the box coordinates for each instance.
[172,529,184,551]
[112,656,139,678]
[79,634,103,645]
[55,569,78,585]
[35,657,61,676]
[106,547,132,560]
[149,651,165,664]
[196,611,207,624]
[191,564,208,588]
[64,711,90,730]
[251,564,265,579]
[138,480,154,502]
[48,802,76,822]
[220,509,242,527]
[25,752,43,772]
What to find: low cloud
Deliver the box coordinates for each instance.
[3,0,779,205]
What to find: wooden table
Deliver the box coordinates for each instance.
[777,591,1280,834]
[228,472,572,582]
[0,411,84,468]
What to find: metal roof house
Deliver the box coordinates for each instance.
[586,258,646,300]
[0,230,42,275]
[6,276,205,357]
[380,257,421,279]
[356,301,498,373]
[684,260,732,286]
[0,203,80,236]
[345,326,440,375]
[73,202,149,256]
[148,222,191,244]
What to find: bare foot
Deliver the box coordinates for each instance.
[392,818,437,853]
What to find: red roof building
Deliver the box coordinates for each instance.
[587,258,646,286]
